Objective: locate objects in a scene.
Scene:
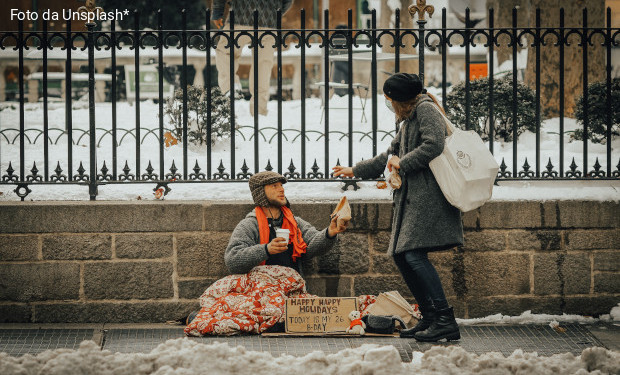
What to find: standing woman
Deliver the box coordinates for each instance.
[333,73,463,342]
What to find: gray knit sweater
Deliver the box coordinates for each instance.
[225,210,337,275]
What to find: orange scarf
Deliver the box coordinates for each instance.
[255,206,308,263]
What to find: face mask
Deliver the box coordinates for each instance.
[385,97,394,113]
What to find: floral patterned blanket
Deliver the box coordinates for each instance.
[184,265,376,336]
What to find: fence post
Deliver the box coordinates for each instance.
[408,0,434,84]
[78,1,103,200]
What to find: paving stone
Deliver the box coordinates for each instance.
[115,234,173,259]
[0,263,80,302]
[533,252,590,295]
[0,235,38,261]
[177,232,229,278]
[42,234,111,260]
[84,261,173,299]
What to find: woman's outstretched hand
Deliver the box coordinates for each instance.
[332,166,354,178]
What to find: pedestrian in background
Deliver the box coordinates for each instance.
[212,0,294,117]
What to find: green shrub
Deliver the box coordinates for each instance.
[444,76,539,142]
[572,78,619,144]
[164,85,233,146]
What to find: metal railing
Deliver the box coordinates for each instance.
[0,2,618,200]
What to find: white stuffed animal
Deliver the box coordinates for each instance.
[345,310,366,335]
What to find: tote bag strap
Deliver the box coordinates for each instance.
[430,103,457,137]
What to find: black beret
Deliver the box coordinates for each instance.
[383,73,423,102]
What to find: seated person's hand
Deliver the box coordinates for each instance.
[332,166,354,178]
[327,214,348,237]
[212,18,224,29]
[267,237,288,255]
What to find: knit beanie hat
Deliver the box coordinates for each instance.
[383,73,424,102]
[249,171,288,207]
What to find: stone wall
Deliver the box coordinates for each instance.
[0,200,618,323]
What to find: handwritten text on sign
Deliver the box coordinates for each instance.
[285,297,358,333]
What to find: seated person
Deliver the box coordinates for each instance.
[225,171,348,276]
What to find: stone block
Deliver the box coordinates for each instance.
[566,229,620,250]
[479,202,541,229]
[0,304,32,323]
[0,202,204,233]
[83,261,173,299]
[594,273,620,294]
[0,235,38,261]
[318,233,369,274]
[372,231,392,254]
[558,201,620,228]
[464,253,530,297]
[462,209,478,230]
[533,252,591,295]
[177,232,229,278]
[466,297,563,318]
[33,301,200,323]
[541,201,558,228]
[371,254,400,275]
[42,234,111,260]
[300,257,319,276]
[593,252,620,272]
[0,263,80,302]
[178,278,219,299]
[508,230,562,251]
[203,203,255,231]
[564,296,620,317]
[353,276,412,299]
[115,233,173,259]
[463,230,506,252]
[304,276,352,297]
[292,203,337,230]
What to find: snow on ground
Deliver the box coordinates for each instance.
[0,339,618,375]
[0,93,618,202]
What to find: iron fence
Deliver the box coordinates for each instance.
[0,4,618,200]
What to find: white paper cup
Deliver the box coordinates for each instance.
[275,228,290,243]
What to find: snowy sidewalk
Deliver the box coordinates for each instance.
[0,322,617,360]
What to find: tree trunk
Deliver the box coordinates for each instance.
[380,1,417,78]
[523,0,605,117]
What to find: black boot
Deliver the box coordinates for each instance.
[413,307,460,342]
[400,306,436,338]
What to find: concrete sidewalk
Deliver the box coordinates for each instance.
[1,322,618,361]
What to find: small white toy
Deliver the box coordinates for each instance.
[345,310,366,335]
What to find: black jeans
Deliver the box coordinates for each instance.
[393,249,450,312]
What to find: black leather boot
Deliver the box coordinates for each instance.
[413,307,460,342]
[400,306,436,338]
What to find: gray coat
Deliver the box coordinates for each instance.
[225,210,337,275]
[353,95,463,255]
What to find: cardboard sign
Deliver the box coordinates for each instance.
[285,297,358,334]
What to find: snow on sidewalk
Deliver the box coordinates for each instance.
[0,338,618,375]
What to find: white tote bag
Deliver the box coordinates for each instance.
[429,108,500,212]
